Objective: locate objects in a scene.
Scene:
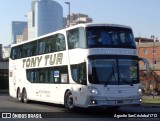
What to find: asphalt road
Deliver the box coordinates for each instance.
[0,94,160,121]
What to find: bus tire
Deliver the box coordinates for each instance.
[22,88,28,103]
[17,88,22,102]
[64,91,74,110]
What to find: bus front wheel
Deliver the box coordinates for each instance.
[64,91,75,110]
[22,89,28,103]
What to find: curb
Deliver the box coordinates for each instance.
[0,89,9,94]
[141,103,160,108]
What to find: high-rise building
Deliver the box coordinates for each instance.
[28,0,63,39]
[11,21,27,44]
[28,1,36,39]
[22,26,28,41]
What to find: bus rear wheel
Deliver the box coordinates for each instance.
[64,91,74,110]
[22,89,28,103]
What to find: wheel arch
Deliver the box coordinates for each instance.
[16,87,20,98]
[64,89,71,103]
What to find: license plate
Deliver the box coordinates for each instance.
[117,100,123,104]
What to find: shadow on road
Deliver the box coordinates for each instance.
[16,100,124,118]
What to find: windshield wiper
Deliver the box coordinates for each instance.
[104,66,116,87]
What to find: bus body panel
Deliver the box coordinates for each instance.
[9,23,148,109]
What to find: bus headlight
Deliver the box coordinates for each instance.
[88,87,101,95]
[138,88,142,94]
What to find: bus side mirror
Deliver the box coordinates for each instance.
[139,57,150,76]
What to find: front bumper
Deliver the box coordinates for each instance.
[86,95,142,107]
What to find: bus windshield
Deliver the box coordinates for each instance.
[86,26,136,49]
[88,56,139,85]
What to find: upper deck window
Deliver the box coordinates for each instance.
[10,33,66,60]
[86,26,136,49]
[67,27,86,49]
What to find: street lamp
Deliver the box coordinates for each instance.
[151,35,155,96]
[151,35,155,71]
[65,2,70,27]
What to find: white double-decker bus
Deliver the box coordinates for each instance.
[9,23,149,110]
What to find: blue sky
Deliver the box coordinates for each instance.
[0,0,160,46]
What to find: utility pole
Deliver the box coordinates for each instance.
[65,2,70,27]
[151,35,155,97]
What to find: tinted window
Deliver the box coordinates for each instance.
[56,34,66,51]
[86,26,136,49]
[26,66,68,84]
[10,33,66,59]
[71,62,87,85]
[38,33,66,54]
[67,27,86,49]
[88,55,139,85]
[10,47,18,59]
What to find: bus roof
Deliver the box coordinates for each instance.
[11,23,132,47]
[66,23,131,30]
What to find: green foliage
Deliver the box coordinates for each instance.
[142,97,160,104]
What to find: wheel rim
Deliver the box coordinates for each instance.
[66,95,74,109]
[23,90,27,102]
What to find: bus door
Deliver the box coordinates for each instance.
[70,62,88,106]
[51,70,60,103]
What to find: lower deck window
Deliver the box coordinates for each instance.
[26,66,68,84]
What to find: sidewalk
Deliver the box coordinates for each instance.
[141,103,160,108]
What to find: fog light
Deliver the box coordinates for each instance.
[91,100,97,105]
[139,99,142,102]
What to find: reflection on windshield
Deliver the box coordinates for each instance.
[86,27,136,48]
[88,59,138,85]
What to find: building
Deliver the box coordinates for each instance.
[138,41,160,73]
[0,44,9,89]
[136,37,160,71]
[137,37,160,94]
[2,46,11,59]
[0,60,8,77]
[0,44,2,60]
[22,26,28,41]
[0,59,9,89]
[28,10,35,40]
[66,13,93,27]
[63,17,67,28]
[16,35,23,43]
[135,37,154,43]
[12,21,27,44]
[28,0,63,39]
